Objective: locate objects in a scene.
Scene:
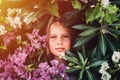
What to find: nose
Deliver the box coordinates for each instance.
[57,37,63,45]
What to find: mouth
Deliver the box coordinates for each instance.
[55,48,65,52]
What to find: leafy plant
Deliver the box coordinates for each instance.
[65,51,105,80]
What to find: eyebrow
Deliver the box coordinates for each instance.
[50,32,70,35]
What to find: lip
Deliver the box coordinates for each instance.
[55,48,65,52]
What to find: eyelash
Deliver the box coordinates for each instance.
[50,36,56,38]
[63,35,69,38]
[50,35,70,39]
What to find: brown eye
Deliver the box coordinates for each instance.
[50,36,56,38]
[63,35,70,38]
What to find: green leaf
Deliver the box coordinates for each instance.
[89,60,105,67]
[86,9,94,23]
[66,68,80,73]
[107,28,120,36]
[66,50,77,57]
[99,11,105,23]
[105,13,117,24]
[72,24,92,30]
[86,70,93,80]
[111,23,120,27]
[65,56,80,65]
[91,47,97,58]
[74,33,97,47]
[77,52,84,64]
[116,13,120,18]
[83,58,88,66]
[72,0,81,10]
[106,5,119,14]
[79,70,84,80]
[111,23,120,29]
[94,6,103,19]
[79,28,99,36]
[105,36,116,51]
[48,2,59,17]
[99,33,106,56]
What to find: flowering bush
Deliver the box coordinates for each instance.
[0,7,69,80]
[0,26,68,79]
[60,0,120,80]
[0,8,37,58]
[0,57,68,80]
[0,0,120,80]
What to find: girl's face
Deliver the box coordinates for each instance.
[48,22,71,57]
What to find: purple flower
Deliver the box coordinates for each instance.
[0,27,68,80]
[39,35,47,42]
[0,60,4,68]
[23,44,35,54]
[32,59,69,80]
[27,28,46,49]
[27,28,41,49]
[8,46,28,65]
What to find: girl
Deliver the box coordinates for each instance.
[46,19,72,64]
[46,18,79,80]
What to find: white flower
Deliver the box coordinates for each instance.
[102,29,108,34]
[91,5,95,8]
[6,8,22,29]
[101,61,110,70]
[59,53,65,59]
[6,16,22,29]
[7,8,21,16]
[101,71,111,80]
[0,25,7,35]
[16,35,22,40]
[112,51,120,63]
[99,68,106,74]
[23,12,37,25]
[118,64,120,67]
[101,0,110,8]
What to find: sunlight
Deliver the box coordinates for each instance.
[0,0,2,4]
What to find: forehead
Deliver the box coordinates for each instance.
[49,22,69,34]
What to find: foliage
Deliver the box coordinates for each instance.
[0,0,120,80]
[63,0,120,80]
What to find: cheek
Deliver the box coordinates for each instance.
[48,40,54,51]
[48,40,52,48]
[64,39,71,50]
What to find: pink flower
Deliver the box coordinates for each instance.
[8,46,28,65]
[3,32,16,46]
[27,28,46,49]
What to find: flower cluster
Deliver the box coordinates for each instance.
[99,62,111,80]
[32,60,69,80]
[0,56,69,80]
[0,8,69,79]
[101,0,110,8]
[0,8,37,52]
[99,51,120,80]
[0,28,68,80]
[112,51,120,64]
